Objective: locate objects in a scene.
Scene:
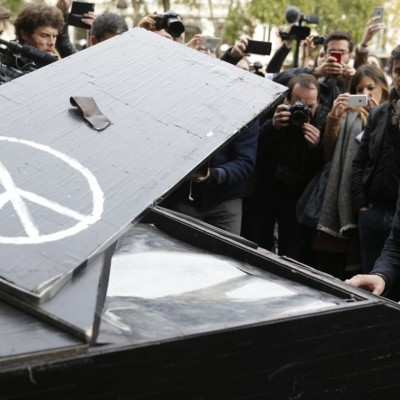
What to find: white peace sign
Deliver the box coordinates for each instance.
[0,136,104,244]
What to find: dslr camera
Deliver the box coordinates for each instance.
[155,11,185,38]
[289,100,311,127]
[279,25,310,41]
[313,36,325,45]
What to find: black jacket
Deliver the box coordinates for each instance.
[171,119,259,211]
[372,190,400,300]
[351,91,400,213]
[254,106,326,197]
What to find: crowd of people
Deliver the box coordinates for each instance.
[1,2,400,301]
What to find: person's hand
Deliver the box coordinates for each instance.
[272,103,291,129]
[275,24,294,49]
[368,95,380,110]
[313,55,345,78]
[360,16,386,47]
[302,122,320,147]
[138,13,157,31]
[303,35,317,58]
[346,274,386,296]
[81,11,96,28]
[301,35,317,67]
[342,64,356,81]
[56,0,72,14]
[330,93,351,118]
[191,168,210,183]
[186,34,204,51]
[230,36,251,59]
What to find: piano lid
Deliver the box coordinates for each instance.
[0,28,285,303]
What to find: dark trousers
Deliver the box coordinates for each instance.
[358,205,393,273]
[242,191,311,262]
[169,198,243,236]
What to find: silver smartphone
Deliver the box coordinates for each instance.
[372,6,384,23]
[347,95,368,107]
[200,37,220,51]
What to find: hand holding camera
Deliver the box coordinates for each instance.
[138,13,157,30]
[155,11,185,38]
[139,11,184,38]
[230,36,251,59]
[272,103,291,130]
[273,101,311,129]
[288,100,312,126]
[302,122,320,147]
[273,100,318,146]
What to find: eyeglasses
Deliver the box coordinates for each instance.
[327,49,350,55]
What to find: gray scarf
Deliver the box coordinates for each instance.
[317,110,362,237]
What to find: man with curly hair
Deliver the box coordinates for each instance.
[14,3,64,56]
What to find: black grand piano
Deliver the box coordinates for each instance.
[1,29,400,400]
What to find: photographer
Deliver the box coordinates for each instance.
[242,74,325,262]
[138,11,185,43]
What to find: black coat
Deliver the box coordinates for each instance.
[254,106,326,198]
[351,92,400,213]
[372,190,400,299]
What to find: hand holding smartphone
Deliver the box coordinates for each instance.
[372,6,384,23]
[346,95,368,107]
[244,40,272,55]
[330,51,342,64]
[200,37,220,52]
[67,1,95,29]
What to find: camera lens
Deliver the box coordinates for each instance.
[167,18,185,37]
[291,110,307,126]
[289,100,311,127]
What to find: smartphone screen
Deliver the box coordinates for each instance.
[330,51,342,63]
[245,40,272,55]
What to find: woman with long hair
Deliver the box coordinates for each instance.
[314,63,390,278]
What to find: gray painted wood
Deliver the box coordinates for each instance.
[0,28,285,303]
